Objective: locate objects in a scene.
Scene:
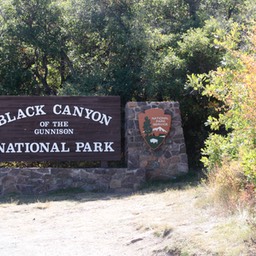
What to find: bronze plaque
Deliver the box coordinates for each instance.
[0,96,121,161]
[138,108,171,150]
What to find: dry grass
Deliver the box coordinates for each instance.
[200,160,256,214]
[33,201,51,210]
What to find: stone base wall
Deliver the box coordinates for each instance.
[126,102,188,180]
[0,168,145,195]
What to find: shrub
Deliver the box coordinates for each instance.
[188,23,256,185]
[205,160,256,212]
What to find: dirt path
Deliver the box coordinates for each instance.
[0,194,166,256]
[0,186,254,256]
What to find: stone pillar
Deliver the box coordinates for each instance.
[126,102,188,181]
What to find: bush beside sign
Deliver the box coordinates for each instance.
[0,96,121,161]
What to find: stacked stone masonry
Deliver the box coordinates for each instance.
[126,102,188,180]
[0,168,145,195]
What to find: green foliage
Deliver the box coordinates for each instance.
[241,148,256,183]
[137,0,197,33]
[143,116,152,136]
[179,19,224,74]
[198,0,256,23]
[188,22,256,182]
[201,134,229,169]
[0,0,67,95]
[0,0,255,168]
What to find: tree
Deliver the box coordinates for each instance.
[58,0,148,103]
[0,0,72,95]
[143,116,152,137]
[0,0,34,95]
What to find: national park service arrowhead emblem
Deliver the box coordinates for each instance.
[138,108,171,150]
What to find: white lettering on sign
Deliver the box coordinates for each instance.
[34,128,74,135]
[0,105,46,126]
[0,142,115,154]
[52,121,69,127]
[53,104,112,126]
[75,142,115,152]
[0,142,70,153]
[0,105,113,127]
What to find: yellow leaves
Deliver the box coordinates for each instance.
[214,22,244,51]
[209,24,256,132]
[195,23,256,179]
[205,116,221,130]
[231,40,256,130]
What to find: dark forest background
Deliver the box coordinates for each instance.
[0,0,255,169]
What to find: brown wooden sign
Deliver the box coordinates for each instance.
[0,96,121,161]
[138,108,171,150]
